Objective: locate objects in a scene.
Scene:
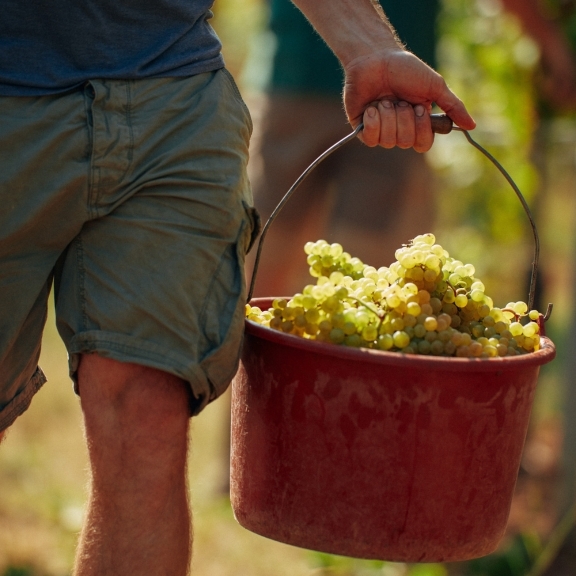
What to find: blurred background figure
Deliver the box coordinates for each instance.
[245,0,441,298]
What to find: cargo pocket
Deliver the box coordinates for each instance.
[241,200,261,255]
[194,204,261,414]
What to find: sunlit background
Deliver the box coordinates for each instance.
[2,0,576,574]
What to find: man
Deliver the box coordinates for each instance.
[0,0,474,573]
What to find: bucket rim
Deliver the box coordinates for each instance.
[246,297,556,372]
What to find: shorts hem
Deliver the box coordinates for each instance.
[68,331,213,409]
[0,367,47,432]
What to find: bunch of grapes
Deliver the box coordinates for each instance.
[246,234,544,357]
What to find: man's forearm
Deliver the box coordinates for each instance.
[290,0,403,67]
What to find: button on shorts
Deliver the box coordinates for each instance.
[0,70,258,431]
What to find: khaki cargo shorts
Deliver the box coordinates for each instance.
[0,70,259,431]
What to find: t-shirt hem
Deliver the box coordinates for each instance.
[0,57,225,97]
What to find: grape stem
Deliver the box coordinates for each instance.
[345,296,385,328]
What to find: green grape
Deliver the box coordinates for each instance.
[343,321,356,336]
[248,233,545,357]
[470,289,484,303]
[362,325,378,341]
[514,301,528,315]
[430,298,443,314]
[377,334,394,350]
[413,324,426,338]
[393,331,410,349]
[523,322,539,338]
[418,340,432,354]
[484,345,498,358]
[345,334,362,347]
[443,288,456,304]
[455,294,468,308]
[330,328,345,344]
[430,340,444,355]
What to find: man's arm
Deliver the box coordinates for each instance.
[290,0,476,152]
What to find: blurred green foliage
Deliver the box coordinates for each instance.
[461,533,541,576]
[308,550,448,576]
[2,567,42,576]
[431,0,541,305]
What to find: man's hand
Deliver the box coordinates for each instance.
[344,48,476,152]
[291,0,475,153]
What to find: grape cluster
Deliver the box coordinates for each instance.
[246,234,543,357]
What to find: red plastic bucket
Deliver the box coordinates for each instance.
[230,298,556,563]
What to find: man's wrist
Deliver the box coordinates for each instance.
[291,0,404,67]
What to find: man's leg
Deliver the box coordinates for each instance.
[73,354,192,576]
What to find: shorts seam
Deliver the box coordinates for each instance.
[75,234,88,332]
[125,81,135,172]
[0,367,47,432]
[83,85,98,220]
[198,245,229,342]
[198,217,247,356]
[220,68,253,135]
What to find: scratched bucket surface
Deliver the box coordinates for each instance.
[230,298,556,563]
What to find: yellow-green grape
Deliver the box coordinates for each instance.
[455,294,468,308]
[250,234,545,357]
[362,325,378,342]
[387,293,401,308]
[393,331,410,348]
[523,322,539,338]
[470,289,484,303]
[330,328,345,344]
[377,334,394,350]
[443,288,456,304]
[509,322,524,337]
[513,301,529,316]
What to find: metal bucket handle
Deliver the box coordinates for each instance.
[247,113,552,322]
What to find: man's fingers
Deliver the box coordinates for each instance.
[361,106,380,147]
[434,83,476,131]
[378,100,396,148]
[413,104,434,153]
[362,100,429,151]
[395,101,415,149]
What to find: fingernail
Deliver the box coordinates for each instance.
[380,100,393,109]
[415,104,425,117]
[367,106,377,118]
[397,101,409,107]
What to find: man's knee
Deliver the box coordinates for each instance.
[77,354,191,454]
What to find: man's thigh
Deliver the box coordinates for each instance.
[0,71,258,433]
[0,89,90,432]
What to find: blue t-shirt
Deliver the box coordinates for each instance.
[0,0,224,96]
